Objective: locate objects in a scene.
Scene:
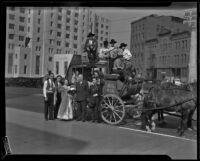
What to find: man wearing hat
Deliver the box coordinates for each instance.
[108,39,118,73]
[84,32,98,66]
[118,43,132,70]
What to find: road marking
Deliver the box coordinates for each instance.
[119,127,197,143]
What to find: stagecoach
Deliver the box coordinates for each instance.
[70,58,145,125]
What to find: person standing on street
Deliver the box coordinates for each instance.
[75,74,89,122]
[93,70,105,123]
[43,72,56,120]
[54,75,63,119]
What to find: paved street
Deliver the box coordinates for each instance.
[5,87,197,158]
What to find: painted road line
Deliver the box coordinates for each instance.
[119,127,197,143]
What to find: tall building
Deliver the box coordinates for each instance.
[145,29,191,81]
[6,7,28,77]
[183,8,197,30]
[5,7,111,78]
[130,14,190,77]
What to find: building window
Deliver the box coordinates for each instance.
[9,23,14,29]
[19,36,24,41]
[38,10,41,15]
[66,43,69,47]
[38,19,40,24]
[57,41,61,46]
[74,20,78,25]
[75,12,79,18]
[50,30,53,35]
[28,18,30,23]
[9,14,15,20]
[57,32,61,37]
[49,57,52,62]
[58,15,62,21]
[37,27,40,33]
[74,35,77,40]
[35,55,40,74]
[66,18,70,23]
[8,53,13,73]
[74,28,78,32]
[67,10,71,15]
[20,8,25,13]
[19,25,24,31]
[28,26,30,32]
[56,61,59,74]
[24,65,27,74]
[57,23,61,28]
[37,37,40,42]
[15,65,17,74]
[28,9,31,14]
[58,8,62,13]
[51,13,53,18]
[66,26,70,31]
[73,44,77,48]
[101,24,104,28]
[66,34,70,38]
[24,54,27,59]
[19,16,25,22]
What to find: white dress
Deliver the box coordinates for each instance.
[57,86,73,120]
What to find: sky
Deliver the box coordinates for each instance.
[92,2,197,49]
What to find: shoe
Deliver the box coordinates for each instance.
[76,119,81,121]
[82,120,86,122]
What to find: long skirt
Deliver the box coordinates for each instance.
[57,92,73,120]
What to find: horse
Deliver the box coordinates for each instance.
[142,81,197,136]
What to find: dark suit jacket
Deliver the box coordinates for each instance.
[75,80,89,101]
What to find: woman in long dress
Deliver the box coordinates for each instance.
[57,79,73,120]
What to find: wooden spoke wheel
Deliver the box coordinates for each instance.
[100,94,125,125]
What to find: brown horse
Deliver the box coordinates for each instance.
[142,82,196,136]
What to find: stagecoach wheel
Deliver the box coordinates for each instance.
[100,94,125,125]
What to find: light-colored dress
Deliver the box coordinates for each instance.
[57,85,73,120]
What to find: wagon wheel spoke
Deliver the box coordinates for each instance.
[112,112,117,122]
[113,110,122,120]
[102,100,110,107]
[114,109,124,114]
[109,112,113,122]
[107,97,112,106]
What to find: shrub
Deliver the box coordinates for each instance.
[5,77,44,88]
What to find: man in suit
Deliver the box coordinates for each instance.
[108,39,118,73]
[75,74,89,122]
[43,72,56,120]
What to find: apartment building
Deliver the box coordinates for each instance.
[145,28,191,81]
[183,8,197,30]
[130,14,190,77]
[5,7,111,78]
[6,7,28,77]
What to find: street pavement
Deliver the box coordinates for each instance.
[5,87,198,158]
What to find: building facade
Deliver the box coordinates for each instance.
[183,8,197,29]
[146,29,191,81]
[5,7,111,78]
[130,14,190,77]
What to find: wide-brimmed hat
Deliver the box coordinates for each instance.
[110,39,117,44]
[119,43,127,48]
[87,32,95,37]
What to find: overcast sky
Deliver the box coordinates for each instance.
[92,3,197,49]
